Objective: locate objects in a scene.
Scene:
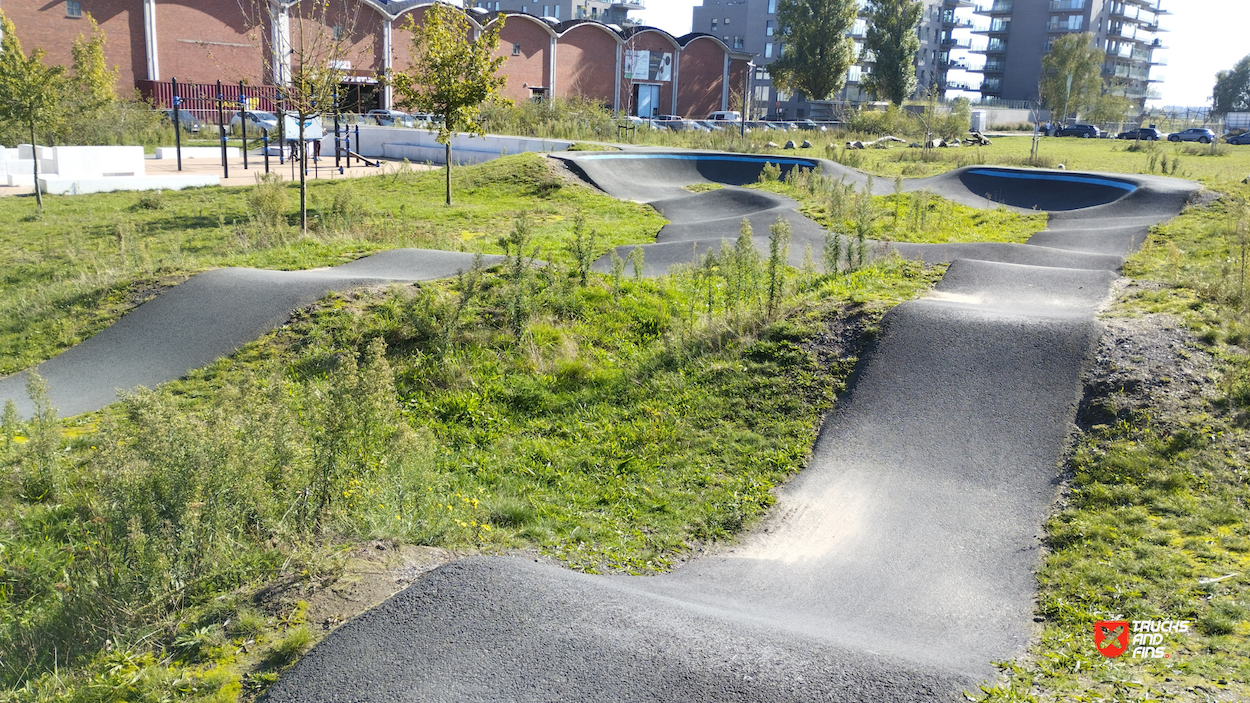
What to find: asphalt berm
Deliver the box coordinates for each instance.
[0,151,1200,701]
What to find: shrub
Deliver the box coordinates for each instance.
[246,172,290,243]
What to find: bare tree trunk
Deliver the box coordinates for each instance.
[299,117,307,233]
[445,140,452,206]
[30,121,43,210]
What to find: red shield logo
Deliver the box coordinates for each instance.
[1095,620,1129,658]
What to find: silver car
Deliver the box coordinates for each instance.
[1167,128,1215,144]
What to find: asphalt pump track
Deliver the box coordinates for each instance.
[0,151,1199,701]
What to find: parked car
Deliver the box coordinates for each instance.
[1226,131,1250,146]
[228,110,279,132]
[1168,127,1216,144]
[1116,127,1162,141]
[795,119,828,132]
[159,109,204,134]
[366,109,415,127]
[1055,124,1100,138]
[706,110,741,121]
[698,120,725,131]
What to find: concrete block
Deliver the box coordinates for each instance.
[5,160,34,176]
[39,174,219,195]
[7,173,35,187]
[154,146,240,159]
[51,146,146,178]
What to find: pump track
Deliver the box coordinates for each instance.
[0,150,1200,702]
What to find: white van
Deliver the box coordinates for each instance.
[707,110,741,122]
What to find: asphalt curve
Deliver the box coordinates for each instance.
[0,250,502,418]
[262,153,1198,702]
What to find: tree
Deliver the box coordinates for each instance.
[0,11,66,210]
[393,2,509,206]
[1039,33,1104,122]
[68,14,117,114]
[862,0,922,106]
[770,0,859,102]
[240,1,367,233]
[1212,53,1250,117]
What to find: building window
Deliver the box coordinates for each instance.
[766,20,774,36]
[768,0,777,13]
[724,17,730,25]
[66,1,82,18]
[333,25,344,40]
[554,4,560,19]
[733,35,744,49]
[543,5,549,16]
[764,42,773,58]
[711,18,717,31]
[512,43,521,56]
[522,5,527,13]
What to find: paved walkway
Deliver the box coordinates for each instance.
[0,152,431,197]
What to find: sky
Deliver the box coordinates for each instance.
[633,0,1249,108]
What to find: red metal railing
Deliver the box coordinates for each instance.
[138,80,282,112]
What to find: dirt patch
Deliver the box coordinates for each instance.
[124,274,190,308]
[1078,282,1220,430]
[255,541,459,632]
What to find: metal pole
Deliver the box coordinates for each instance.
[334,91,342,172]
[277,93,286,166]
[742,61,752,141]
[264,128,270,173]
[171,77,183,172]
[216,80,229,179]
[239,81,249,170]
[355,125,361,167]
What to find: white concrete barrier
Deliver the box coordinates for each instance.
[321,126,573,165]
[48,146,146,178]
[155,146,240,159]
[40,174,219,195]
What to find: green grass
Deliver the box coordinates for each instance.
[1,138,1234,702]
[0,153,664,376]
[978,182,1250,702]
[750,167,1049,245]
[0,152,961,701]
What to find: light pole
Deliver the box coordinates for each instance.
[742,60,755,141]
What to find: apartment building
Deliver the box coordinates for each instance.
[470,0,644,25]
[691,0,975,119]
[972,0,1166,108]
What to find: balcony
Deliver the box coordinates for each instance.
[940,37,971,48]
[982,60,1005,73]
[610,0,644,7]
[975,1,1012,15]
[1047,19,1085,33]
[973,19,1010,34]
[1049,0,1085,10]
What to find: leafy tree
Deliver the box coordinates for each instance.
[68,14,117,114]
[770,0,859,102]
[1088,80,1133,125]
[1212,53,1250,117]
[241,0,364,233]
[862,0,923,106]
[1040,33,1104,121]
[393,3,510,206]
[0,11,65,210]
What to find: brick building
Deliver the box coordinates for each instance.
[0,0,750,119]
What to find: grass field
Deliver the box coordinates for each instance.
[0,150,1065,701]
[1,133,1247,701]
